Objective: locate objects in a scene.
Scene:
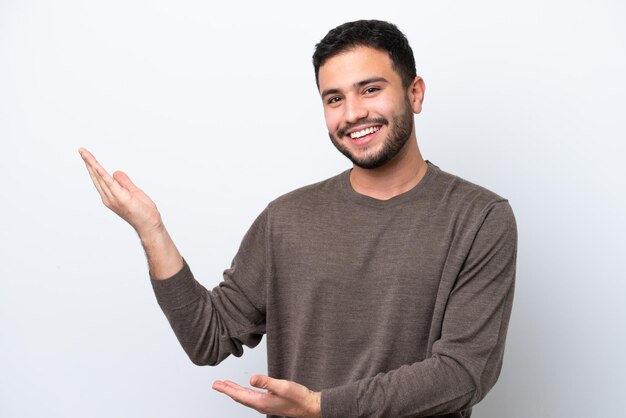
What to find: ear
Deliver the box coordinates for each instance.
[407,76,426,114]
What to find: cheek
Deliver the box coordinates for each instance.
[380,100,402,118]
[323,108,341,133]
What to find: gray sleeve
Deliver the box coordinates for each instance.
[321,201,518,417]
[150,209,269,366]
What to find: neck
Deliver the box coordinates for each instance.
[349,138,427,200]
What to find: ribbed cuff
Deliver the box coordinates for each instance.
[321,383,359,418]
[150,259,202,310]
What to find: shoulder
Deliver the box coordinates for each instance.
[425,163,516,237]
[433,163,505,201]
[429,163,512,212]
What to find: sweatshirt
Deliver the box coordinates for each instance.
[151,161,517,418]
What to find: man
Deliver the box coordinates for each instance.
[80,20,516,418]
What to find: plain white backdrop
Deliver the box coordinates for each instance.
[1,1,625,417]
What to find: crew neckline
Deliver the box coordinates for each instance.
[339,160,439,208]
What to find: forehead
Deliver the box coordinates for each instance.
[318,46,400,92]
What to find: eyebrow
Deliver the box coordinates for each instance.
[321,77,389,98]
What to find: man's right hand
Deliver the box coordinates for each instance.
[79,147,183,279]
[79,147,162,237]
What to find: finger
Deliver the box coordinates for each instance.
[92,161,121,192]
[83,158,105,195]
[251,375,286,394]
[214,380,267,398]
[78,147,93,161]
[212,380,229,393]
[82,152,130,200]
[87,161,116,201]
[79,148,113,186]
[214,380,247,394]
[213,380,245,392]
[223,380,246,390]
[79,148,118,203]
[213,381,269,412]
[84,160,113,202]
[250,374,270,389]
[112,170,139,192]
[79,147,107,169]
[214,382,258,402]
[213,382,244,407]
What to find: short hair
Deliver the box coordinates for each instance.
[312,20,417,89]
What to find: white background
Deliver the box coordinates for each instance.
[1,1,625,417]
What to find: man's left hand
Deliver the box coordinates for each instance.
[212,374,321,418]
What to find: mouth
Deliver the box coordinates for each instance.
[346,125,382,144]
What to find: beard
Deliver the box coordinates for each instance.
[328,97,414,170]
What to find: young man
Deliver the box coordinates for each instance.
[80,20,516,418]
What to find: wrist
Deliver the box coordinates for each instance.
[137,222,166,244]
[138,223,183,280]
[308,392,321,418]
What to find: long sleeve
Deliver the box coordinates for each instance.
[150,209,270,366]
[320,201,517,418]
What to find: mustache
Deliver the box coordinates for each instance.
[337,117,388,138]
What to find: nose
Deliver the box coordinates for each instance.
[343,96,368,124]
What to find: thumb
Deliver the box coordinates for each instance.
[250,374,278,392]
[113,170,138,191]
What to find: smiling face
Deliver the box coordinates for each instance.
[318,46,424,170]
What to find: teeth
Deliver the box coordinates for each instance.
[350,126,380,139]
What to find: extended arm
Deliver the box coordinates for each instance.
[80,147,268,366]
[81,148,306,415]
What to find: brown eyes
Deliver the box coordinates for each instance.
[326,87,381,105]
